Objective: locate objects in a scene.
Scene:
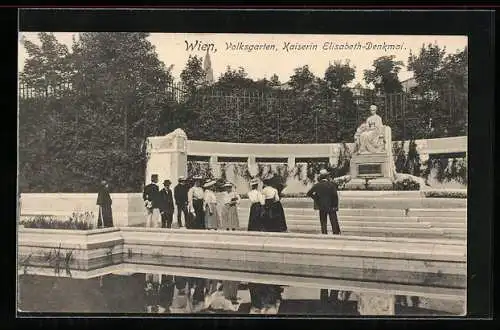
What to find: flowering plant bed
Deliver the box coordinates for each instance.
[20,212,96,230]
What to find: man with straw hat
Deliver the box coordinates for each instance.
[306,169,340,235]
[307,168,344,305]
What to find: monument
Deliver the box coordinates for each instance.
[345,105,397,190]
[144,128,188,188]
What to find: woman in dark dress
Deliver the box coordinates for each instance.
[248,175,285,313]
[247,178,265,231]
[188,176,205,229]
[97,180,113,228]
[158,275,175,312]
[261,175,287,232]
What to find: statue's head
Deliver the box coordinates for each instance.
[369,104,377,115]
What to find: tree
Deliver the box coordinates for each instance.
[20,32,73,96]
[407,43,448,96]
[19,32,174,192]
[324,60,356,94]
[407,44,468,136]
[288,65,315,91]
[216,66,255,89]
[180,55,206,93]
[363,55,404,94]
[70,32,173,191]
[269,74,281,87]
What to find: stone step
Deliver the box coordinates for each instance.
[238,213,464,224]
[285,227,466,240]
[417,218,466,224]
[442,228,468,235]
[288,228,452,239]
[255,208,408,217]
[341,231,464,240]
[285,224,445,235]
[239,213,419,221]
[284,220,432,229]
[426,222,467,229]
[238,198,467,210]
[262,207,466,218]
[407,209,467,217]
[443,233,467,240]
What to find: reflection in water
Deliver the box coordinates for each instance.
[17,272,456,315]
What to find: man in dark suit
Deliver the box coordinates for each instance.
[174,176,189,228]
[159,179,175,228]
[308,169,343,305]
[143,174,161,228]
[96,179,113,228]
[306,169,341,235]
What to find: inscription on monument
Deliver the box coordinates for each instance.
[358,164,382,176]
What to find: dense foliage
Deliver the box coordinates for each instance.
[19,33,172,193]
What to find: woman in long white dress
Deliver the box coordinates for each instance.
[220,182,241,230]
[203,180,219,230]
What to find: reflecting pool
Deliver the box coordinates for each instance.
[18,271,464,315]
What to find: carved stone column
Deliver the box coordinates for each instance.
[247,156,259,177]
[210,155,220,178]
[328,145,339,167]
[417,140,430,174]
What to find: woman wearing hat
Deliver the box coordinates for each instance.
[247,178,265,231]
[261,174,287,232]
[220,182,241,231]
[188,175,205,229]
[203,180,219,230]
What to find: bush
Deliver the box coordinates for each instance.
[20,212,95,230]
[423,190,467,198]
[333,175,352,190]
[393,174,421,191]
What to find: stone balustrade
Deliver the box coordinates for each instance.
[186,136,467,160]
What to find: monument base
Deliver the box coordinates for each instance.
[346,152,395,190]
[344,177,394,190]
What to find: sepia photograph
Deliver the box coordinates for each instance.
[17,16,469,316]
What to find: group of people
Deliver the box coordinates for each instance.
[96,168,342,238]
[96,169,345,312]
[142,174,243,230]
[141,173,290,233]
[143,274,250,314]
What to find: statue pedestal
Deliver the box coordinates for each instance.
[345,126,395,190]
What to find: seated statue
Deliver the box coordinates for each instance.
[354,105,386,154]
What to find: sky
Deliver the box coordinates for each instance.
[18,32,467,88]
